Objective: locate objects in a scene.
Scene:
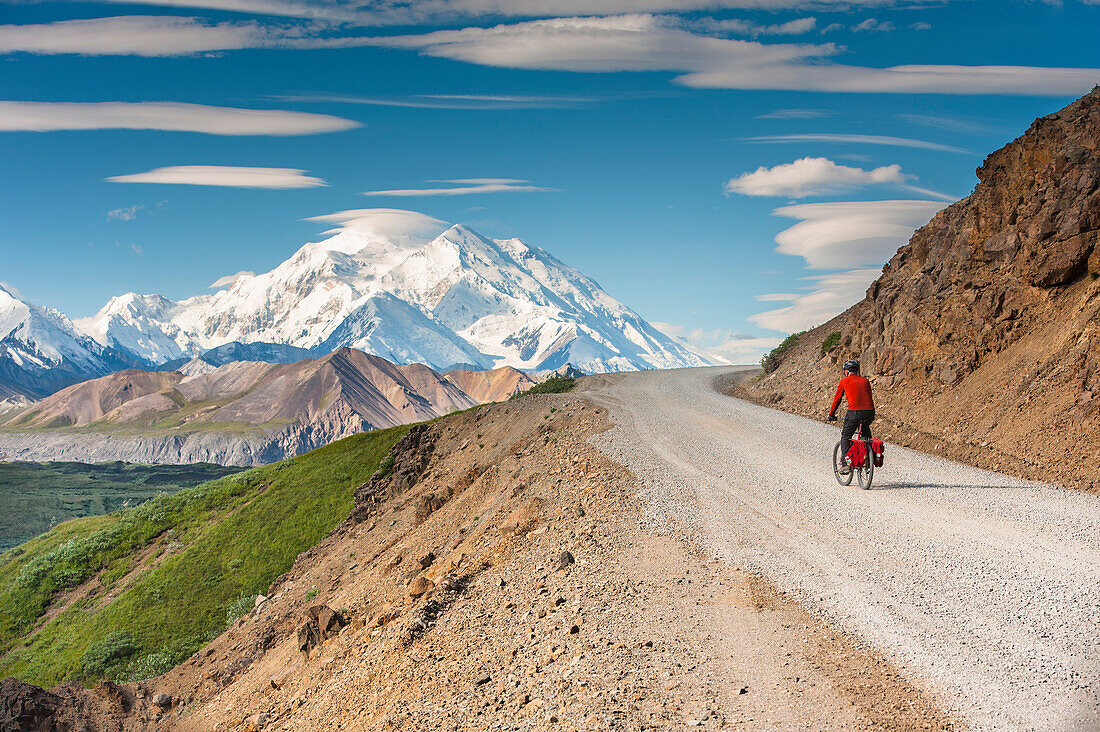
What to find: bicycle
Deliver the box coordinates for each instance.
[832,425,875,490]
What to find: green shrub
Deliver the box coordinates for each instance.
[820,331,842,357]
[511,376,576,399]
[374,453,395,479]
[81,630,139,679]
[1091,271,1099,281]
[122,651,175,682]
[224,592,255,626]
[760,331,805,374]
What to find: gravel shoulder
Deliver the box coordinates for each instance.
[583,366,1100,731]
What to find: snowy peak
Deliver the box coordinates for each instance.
[68,212,710,378]
[0,285,123,399]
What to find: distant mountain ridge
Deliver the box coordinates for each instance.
[1,219,708,400]
[75,221,708,377]
[0,348,536,465]
[0,285,139,399]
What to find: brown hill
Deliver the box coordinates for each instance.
[443,365,536,402]
[737,88,1100,493]
[0,350,523,464]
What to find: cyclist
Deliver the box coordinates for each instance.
[827,359,875,474]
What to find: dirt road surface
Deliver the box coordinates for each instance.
[583,367,1100,732]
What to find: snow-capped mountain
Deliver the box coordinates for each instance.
[77,215,709,374]
[0,284,131,398]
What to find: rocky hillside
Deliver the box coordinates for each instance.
[738,88,1100,493]
[0,350,532,466]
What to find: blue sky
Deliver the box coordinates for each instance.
[1,0,1097,363]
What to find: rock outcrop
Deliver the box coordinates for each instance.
[844,88,1099,390]
[739,88,1100,493]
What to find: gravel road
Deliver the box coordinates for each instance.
[584,366,1100,731]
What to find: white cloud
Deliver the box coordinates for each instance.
[209,271,255,288]
[748,200,945,332]
[0,15,283,56]
[362,179,552,196]
[130,243,144,256]
[0,101,359,135]
[367,14,1100,96]
[851,17,895,32]
[697,16,817,36]
[304,208,450,242]
[749,268,880,332]
[910,21,932,31]
[771,199,946,268]
[742,133,972,154]
[107,204,145,221]
[724,157,950,199]
[107,166,328,188]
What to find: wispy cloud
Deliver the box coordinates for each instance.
[274,92,592,109]
[0,101,359,135]
[851,17,895,32]
[756,108,831,120]
[89,1,946,24]
[771,199,947,269]
[0,15,294,56]
[652,321,781,365]
[896,113,1000,135]
[741,133,973,154]
[305,208,449,241]
[696,16,817,37]
[366,14,1100,96]
[749,268,881,332]
[107,204,145,221]
[724,156,954,200]
[209,271,255,288]
[107,166,329,188]
[362,179,553,196]
[749,200,945,332]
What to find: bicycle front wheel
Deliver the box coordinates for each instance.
[833,442,853,486]
[857,442,874,490]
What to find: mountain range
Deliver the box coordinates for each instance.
[0,348,535,465]
[0,219,708,401]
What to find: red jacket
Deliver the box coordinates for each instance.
[830,374,874,416]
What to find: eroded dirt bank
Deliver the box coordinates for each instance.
[2,392,956,731]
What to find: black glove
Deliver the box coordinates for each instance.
[827,414,837,422]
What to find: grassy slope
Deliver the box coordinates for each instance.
[0,462,241,552]
[0,425,408,687]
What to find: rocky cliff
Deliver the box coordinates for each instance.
[738,88,1100,493]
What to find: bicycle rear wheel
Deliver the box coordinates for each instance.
[833,442,853,486]
[857,440,874,490]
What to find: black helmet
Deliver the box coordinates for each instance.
[843,359,860,374]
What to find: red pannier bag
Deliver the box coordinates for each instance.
[870,438,885,467]
[845,440,867,468]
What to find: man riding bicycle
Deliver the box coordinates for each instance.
[827,359,875,474]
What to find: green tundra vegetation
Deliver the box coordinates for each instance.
[511,375,576,399]
[0,425,408,687]
[0,461,240,552]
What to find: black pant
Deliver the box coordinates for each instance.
[841,409,875,457]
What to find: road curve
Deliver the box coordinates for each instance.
[583,366,1099,731]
